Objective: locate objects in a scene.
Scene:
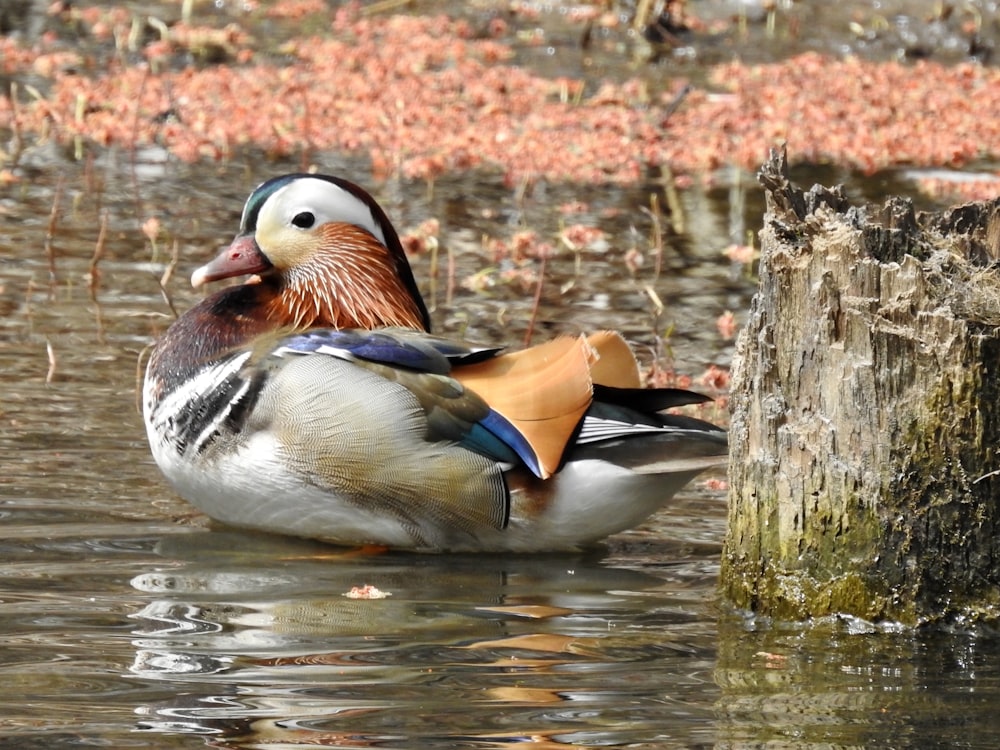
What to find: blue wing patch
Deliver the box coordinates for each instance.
[473,411,543,477]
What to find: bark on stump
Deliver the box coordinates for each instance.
[723,148,1000,625]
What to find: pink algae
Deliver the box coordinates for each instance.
[0,6,997,195]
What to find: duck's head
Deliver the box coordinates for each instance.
[192,174,432,332]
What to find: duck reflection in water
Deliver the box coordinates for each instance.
[128,530,717,746]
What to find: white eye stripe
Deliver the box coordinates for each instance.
[263,178,387,246]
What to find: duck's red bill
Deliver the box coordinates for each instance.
[191,234,272,288]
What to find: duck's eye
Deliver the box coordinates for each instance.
[291,211,315,229]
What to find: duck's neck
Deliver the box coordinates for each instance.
[261,221,430,333]
[263,257,428,332]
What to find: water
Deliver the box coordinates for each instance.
[127,534,721,747]
[6,461,1000,748]
[4,1,1000,747]
[1,155,738,748]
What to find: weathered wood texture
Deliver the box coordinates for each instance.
[723,148,1000,625]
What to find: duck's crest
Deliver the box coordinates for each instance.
[240,174,301,232]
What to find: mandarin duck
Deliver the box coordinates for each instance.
[143,174,728,552]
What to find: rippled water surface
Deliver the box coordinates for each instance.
[0,154,739,748]
[5,1,1000,748]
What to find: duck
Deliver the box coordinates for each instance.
[143,173,728,552]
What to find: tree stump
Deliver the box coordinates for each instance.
[722,148,1000,625]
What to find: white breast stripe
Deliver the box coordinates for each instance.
[151,351,253,455]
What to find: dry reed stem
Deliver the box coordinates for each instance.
[43,177,64,292]
[642,283,664,316]
[633,0,656,30]
[445,244,455,308]
[158,239,181,318]
[661,168,685,236]
[89,210,108,298]
[360,0,413,17]
[523,253,547,348]
[45,338,57,384]
[6,82,23,167]
[665,84,691,122]
[427,239,438,312]
[642,193,665,282]
[89,210,109,342]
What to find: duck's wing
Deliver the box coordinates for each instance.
[247,329,514,535]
